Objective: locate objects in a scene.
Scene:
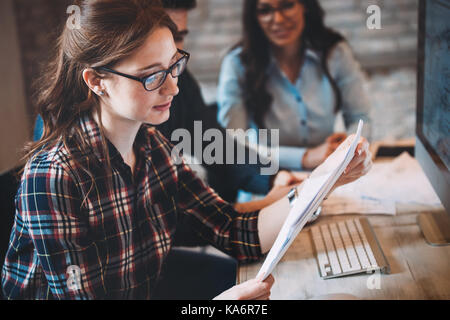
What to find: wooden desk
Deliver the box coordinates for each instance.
[238,204,450,299]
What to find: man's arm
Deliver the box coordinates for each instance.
[160,70,272,198]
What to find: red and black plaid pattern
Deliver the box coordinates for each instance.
[2,113,262,300]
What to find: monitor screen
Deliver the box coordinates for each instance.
[416,0,450,212]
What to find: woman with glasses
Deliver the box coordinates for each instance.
[2,0,371,300]
[217,0,372,171]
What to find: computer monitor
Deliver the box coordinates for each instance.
[415,0,450,246]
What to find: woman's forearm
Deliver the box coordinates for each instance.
[256,174,354,254]
[257,183,304,253]
[233,185,294,214]
[234,198,272,213]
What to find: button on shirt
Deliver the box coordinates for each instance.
[217,42,372,170]
[1,113,262,300]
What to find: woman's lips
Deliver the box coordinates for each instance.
[153,101,172,111]
[270,27,293,39]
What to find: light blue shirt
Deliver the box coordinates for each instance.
[217,41,371,170]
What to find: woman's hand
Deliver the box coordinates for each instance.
[302,133,347,169]
[234,171,304,213]
[272,170,307,187]
[334,137,372,189]
[213,274,275,300]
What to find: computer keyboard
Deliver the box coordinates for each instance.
[310,217,390,279]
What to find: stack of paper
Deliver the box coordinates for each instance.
[321,195,396,215]
[322,152,442,215]
[257,120,364,280]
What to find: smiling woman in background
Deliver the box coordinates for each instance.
[217,0,372,171]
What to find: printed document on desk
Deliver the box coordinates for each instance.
[257,120,364,280]
[321,195,396,215]
[321,152,442,215]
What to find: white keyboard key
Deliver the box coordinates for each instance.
[355,219,378,268]
[320,224,342,275]
[311,226,331,277]
[338,221,361,271]
[346,219,371,269]
[329,223,351,273]
[311,218,388,279]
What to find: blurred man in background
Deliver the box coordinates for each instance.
[158,0,304,246]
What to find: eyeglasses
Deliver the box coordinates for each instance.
[96,49,190,92]
[256,1,300,23]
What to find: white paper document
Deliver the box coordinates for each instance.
[257,120,364,280]
[321,195,396,215]
[322,152,442,215]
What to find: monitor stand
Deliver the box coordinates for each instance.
[417,211,450,246]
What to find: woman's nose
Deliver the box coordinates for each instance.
[159,73,179,97]
[273,10,286,24]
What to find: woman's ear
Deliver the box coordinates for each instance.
[82,68,105,96]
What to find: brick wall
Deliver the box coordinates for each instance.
[13,0,72,125]
[12,0,419,141]
[185,0,419,141]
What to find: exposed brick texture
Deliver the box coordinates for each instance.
[13,0,419,141]
[185,0,419,141]
[13,0,72,124]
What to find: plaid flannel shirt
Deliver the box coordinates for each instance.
[2,113,263,300]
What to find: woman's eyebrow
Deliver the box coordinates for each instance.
[137,50,178,72]
[176,29,189,37]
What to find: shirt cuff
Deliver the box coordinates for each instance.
[278,146,307,171]
[230,210,263,263]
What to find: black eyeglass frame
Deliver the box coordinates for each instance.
[95,48,190,92]
[256,1,300,21]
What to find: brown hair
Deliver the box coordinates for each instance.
[23,0,176,186]
[239,0,345,129]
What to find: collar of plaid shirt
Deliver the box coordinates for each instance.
[78,112,152,170]
[1,112,262,300]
